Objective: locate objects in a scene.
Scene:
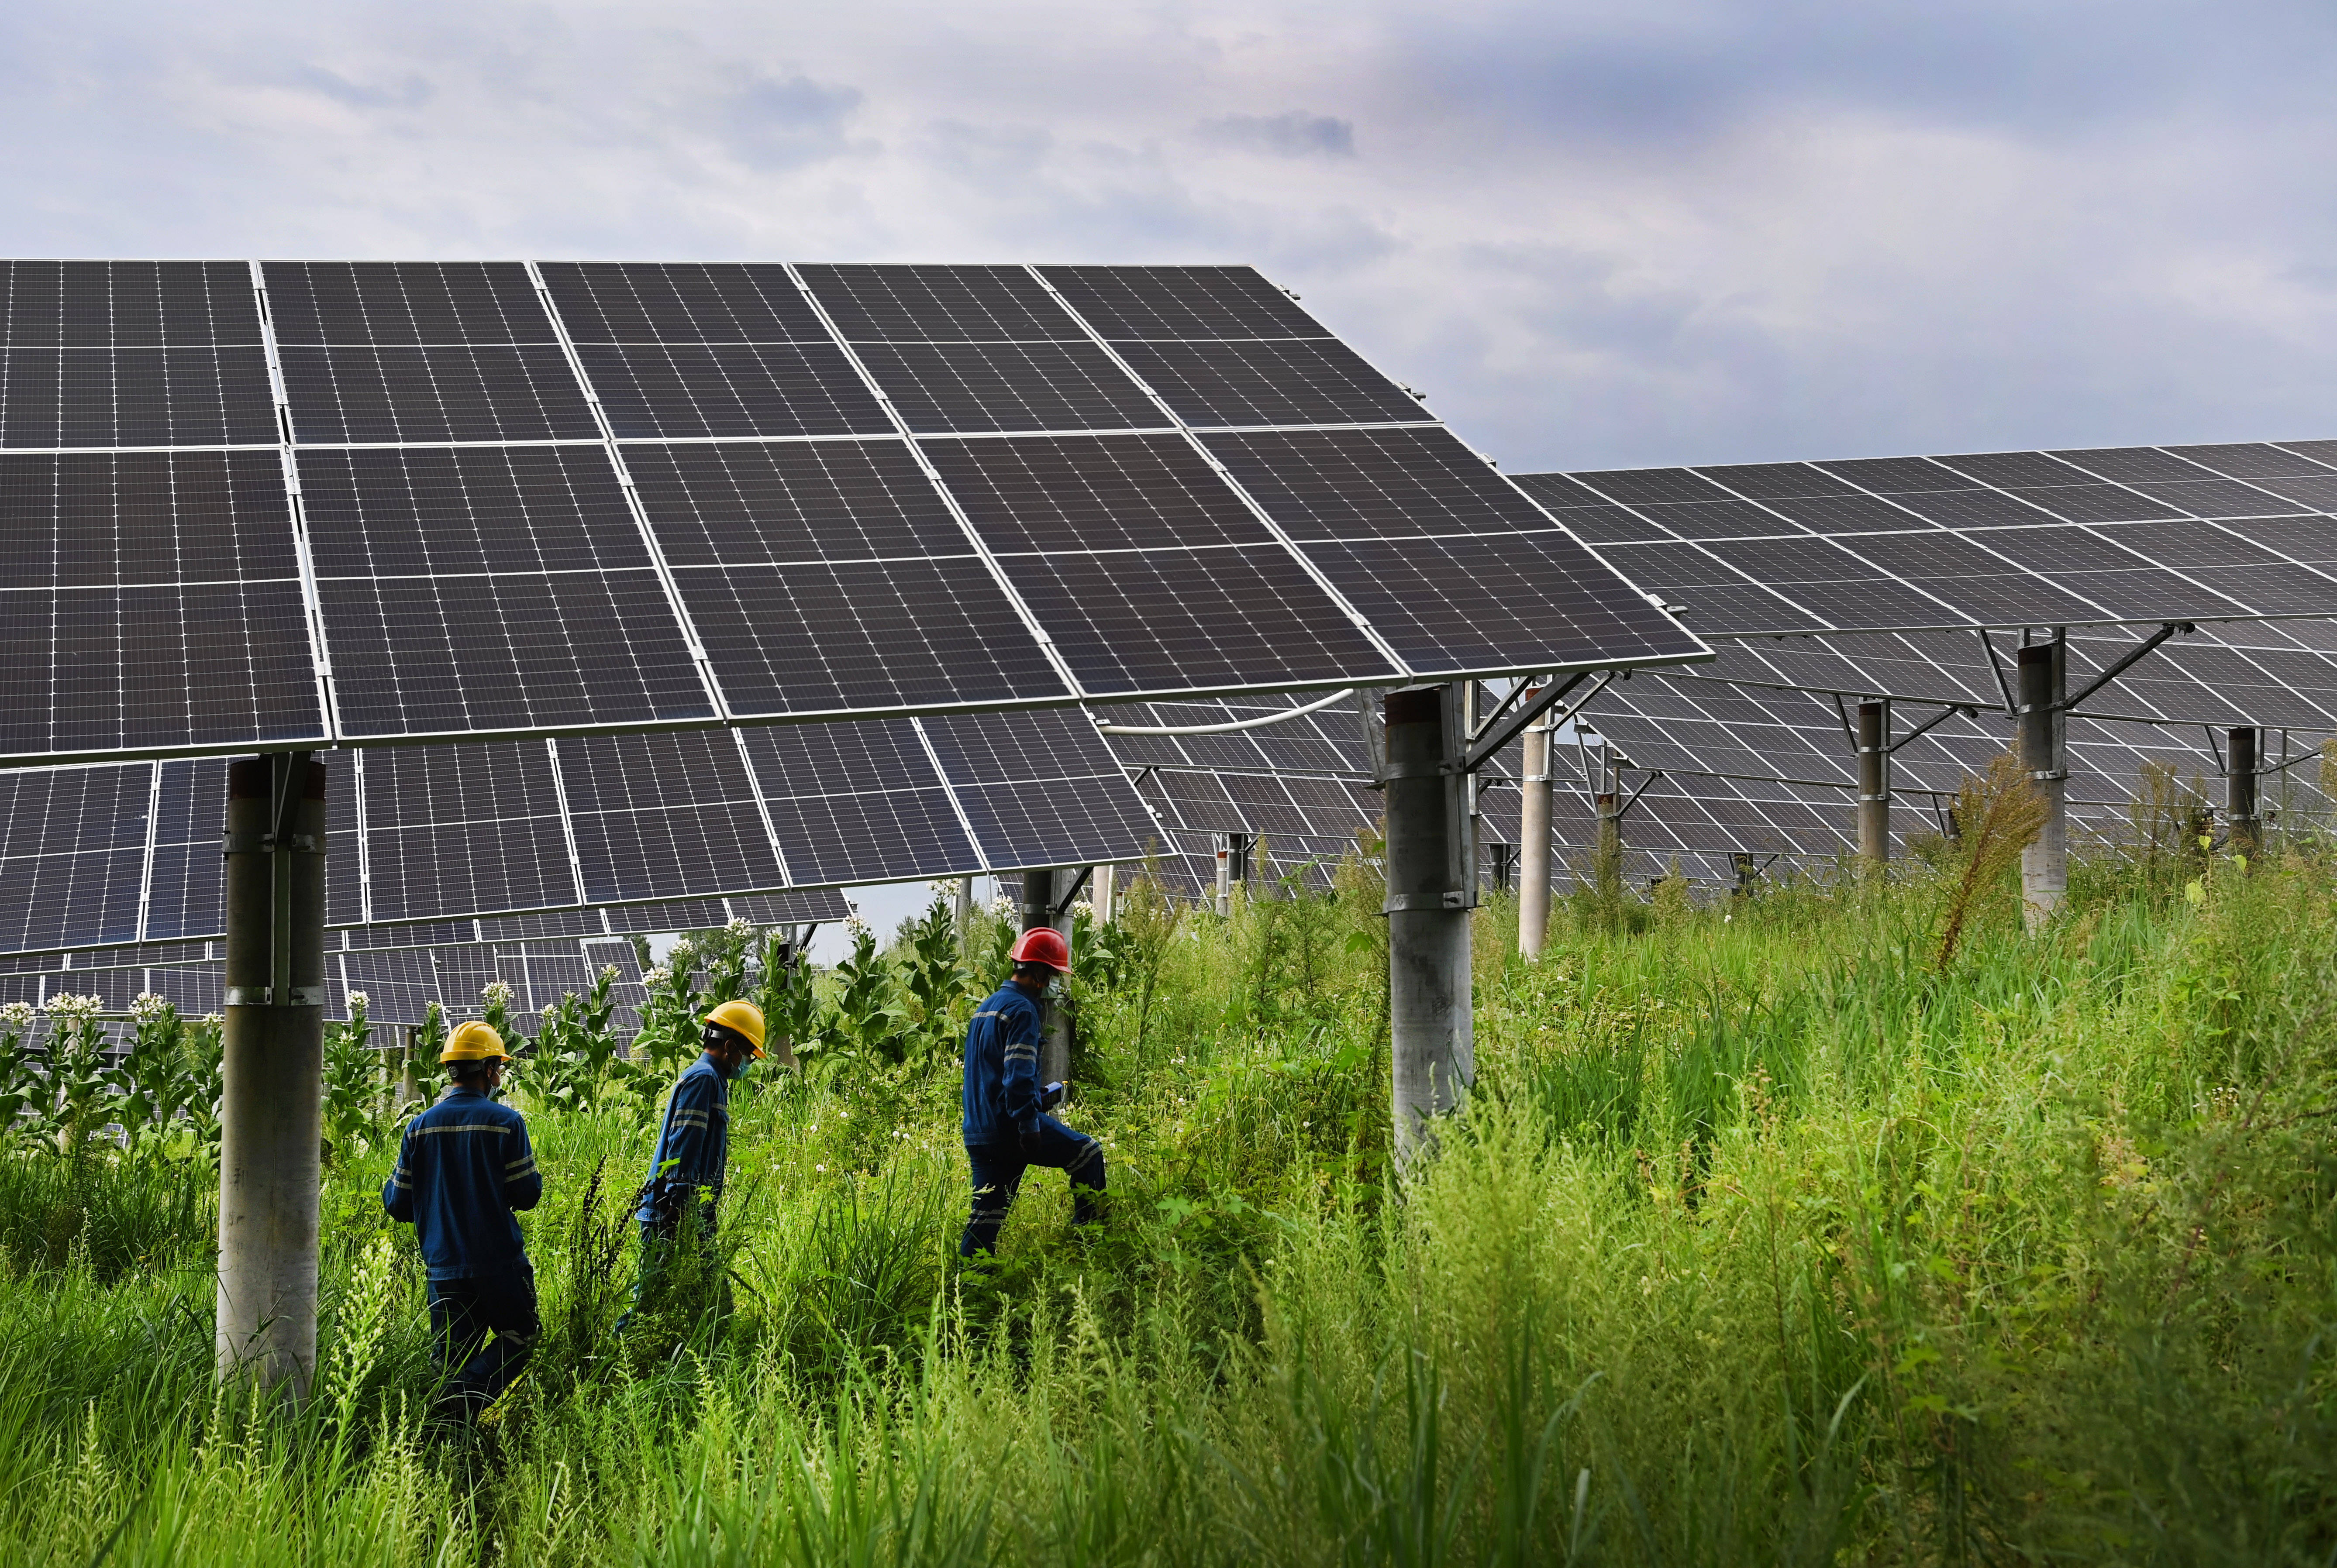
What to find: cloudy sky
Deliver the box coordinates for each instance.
[8,0,2335,475]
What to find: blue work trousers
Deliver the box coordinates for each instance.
[961,1115,1105,1256]
[425,1261,539,1419]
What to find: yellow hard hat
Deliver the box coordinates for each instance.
[441,1020,510,1064]
[703,999,765,1056]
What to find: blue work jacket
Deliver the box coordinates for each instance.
[382,1086,541,1280]
[638,1053,731,1228]
[962,981,1044,1145]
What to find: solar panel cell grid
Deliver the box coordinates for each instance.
[1690,461,1865,499]
[2118,478,2311,518]
[0,348,279,449]
[0,450,324,763]
[1814,456,1974,493]
[300,444,711,737]
[851,341,1162,434]
[1205,426,1561,541]
[798,265,1085,343]
[1035,266,1328,340]
[275,343,600,445]
[3,262,263,348]
[557,729,786,904]
[1304,531,1691,675]
[262,262,556,347]
[1113,338,1426,427]
[537,263,829,345]
[924,433,1273,554]
[1025,546,1396,695]
[576,341,891,440]
[1575,467,1740,505]
[2161,442,2336,480]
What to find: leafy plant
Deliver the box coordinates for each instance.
[0,1001,39,1148]
[320,993,382,1166]
[755,929,817,1069]
[902,892,974,1057]
[812,916,915,1070]
[107,993,188,1160]
[39,994,112,1160]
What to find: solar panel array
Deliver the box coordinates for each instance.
[1516,441,2337,638]
[0,708,1152,958]
[0,889,849,1025]
[1673,622,2337,731]
[0,259,1701,770]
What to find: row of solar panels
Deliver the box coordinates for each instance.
[1119,668,2331,898]
[0,708,1151,956]
[1512,443,2337,638]
[0,886,858,1026]
[0,259,1699,767]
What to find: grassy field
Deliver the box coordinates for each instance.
[0,830,2333,1565]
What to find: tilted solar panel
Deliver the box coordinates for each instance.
[0,712,1155,958]
[1522,440,2337,637]
[0,259,1701,769]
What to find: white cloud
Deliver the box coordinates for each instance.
[2,0,2334,466]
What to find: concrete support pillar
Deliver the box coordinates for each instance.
[1857,699,1891,867]
[953,875,973,936]
[216,753,327,1397]
[1092,863,1116,923]
[1518,709,1554,958]
[1382,686,1474,1166]
[1018,869,1076,1084]
[1213,832,1252,917]
[2227,726,2261,857]
[1592,794,1623,902]
[2017,642,2067,931]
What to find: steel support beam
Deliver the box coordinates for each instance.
[2227,726,2261,857]
[1018,868,1078,1085]
[2017,642,2067,930]
[1382,686,1473,1166]
[1857,699,1891,867]
[216,753,327,1396]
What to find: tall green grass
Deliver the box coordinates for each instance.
[0,844,2331,1563]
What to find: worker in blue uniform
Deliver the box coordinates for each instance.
[959,926,1105,1256]
[382,1020,542,1422]
[624,999,765,1331]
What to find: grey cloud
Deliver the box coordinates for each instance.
[1,0,2335,473]
[287,65,434,111]
[1199,112,1356,158]
[716,70,864,170]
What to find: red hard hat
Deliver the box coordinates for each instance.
[1010,926,1072,973]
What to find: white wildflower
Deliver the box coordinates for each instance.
[842,911,871,939]
[130,992,174,1024]
[988,895,1015,918]
[1072,900,1094,918]
[344,991,369,1010]
[669,936,697,963]
[598,963,618,981]
[725,917,754,939]
[815,1163,827,1173]
[642,966,672,989]
[45,992,103,1020]
[0,1001,33,1031]
[481,981,514,1008]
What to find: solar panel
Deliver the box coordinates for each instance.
[0,259,1701,769]
[0,710,1156,958]
[1529,440,2337,636]
[1,261,275,450]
